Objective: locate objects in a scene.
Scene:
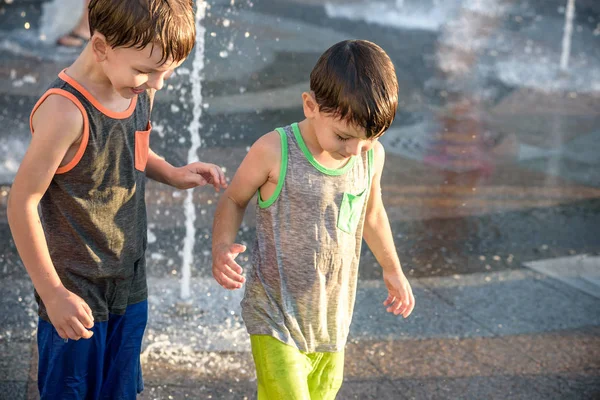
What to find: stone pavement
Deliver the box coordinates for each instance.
[0,0,599,399]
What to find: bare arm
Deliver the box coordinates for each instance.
[7,95,94,339]
[145,89,226,190]
[146,149,177,185]
[363,141,415,318]
[212,131,280,289]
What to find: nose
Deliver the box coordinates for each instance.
[347,141,363,156]
[148,74,165,91]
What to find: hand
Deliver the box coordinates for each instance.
[212,243,247,290]
[44,286,94,340]
[382,269,415,318]
[170,162,227,191]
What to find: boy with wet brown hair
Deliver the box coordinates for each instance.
[212,40,415,399]
[7,1,225,398]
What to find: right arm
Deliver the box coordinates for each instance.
[212,130,280,290]
[7,95,94,340]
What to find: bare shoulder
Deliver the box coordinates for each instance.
[32,94,83,143]
[248,130,282,165]
[372,140,385,158]
[253,130,281,154]
[371,140,386,173]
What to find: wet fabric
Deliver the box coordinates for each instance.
[251,334,345,400]
[37,300,148,400]
[30,69,151,323]
[242,123,374,353]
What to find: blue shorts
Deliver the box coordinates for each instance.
[37,300,148,400]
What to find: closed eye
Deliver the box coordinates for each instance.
[336,135,350,142]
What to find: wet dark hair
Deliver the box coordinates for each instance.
[89,0,195,64]
[310,40,399,138]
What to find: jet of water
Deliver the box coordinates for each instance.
[560,0,576,72]
[181,1,207,300]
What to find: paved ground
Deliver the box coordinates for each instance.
[0,0,599,399]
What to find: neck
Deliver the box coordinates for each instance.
[67,46,120,100]
[297,119,322,153]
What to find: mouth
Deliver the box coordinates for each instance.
[131,87,145,95]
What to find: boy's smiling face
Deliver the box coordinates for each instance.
[93,34,185,99]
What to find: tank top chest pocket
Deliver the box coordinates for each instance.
[134,122,152,172]
[337,188,367,234]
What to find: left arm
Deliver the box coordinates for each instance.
[363,141,415,318]
[145,89,226,191]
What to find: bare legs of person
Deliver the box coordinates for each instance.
[56,0,91,47]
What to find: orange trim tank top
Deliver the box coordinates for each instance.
[30,70,152,322]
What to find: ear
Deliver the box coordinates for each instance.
[91,33,109,62]
[302,92,319,119]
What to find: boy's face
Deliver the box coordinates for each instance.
[303,93,377,160]
[94,36,185,99]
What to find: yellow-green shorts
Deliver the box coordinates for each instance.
[250,335,345,400]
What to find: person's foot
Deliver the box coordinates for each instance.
[56,30,90,47]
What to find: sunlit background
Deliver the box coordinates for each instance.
[0,0,599,398]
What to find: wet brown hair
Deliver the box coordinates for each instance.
[310,40,399,138]
[89,0,195,64]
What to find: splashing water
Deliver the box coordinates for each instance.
[181,1,207,300]
[324,0,453,32]
[560,0,576,71]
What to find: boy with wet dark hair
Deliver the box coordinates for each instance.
[212,40,415,399]
[7,0,226,398]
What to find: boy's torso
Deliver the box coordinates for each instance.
[242,123,373,353]
[32,70,152,322]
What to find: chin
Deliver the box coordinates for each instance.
[332,152,350,160]
[119,89,136,99]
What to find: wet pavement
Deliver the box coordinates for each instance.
[1,0,600,399]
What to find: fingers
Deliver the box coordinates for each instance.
[212,243,247,289]
[213,257,246,290]
[56,327,69,340]
[62,324,80,341]
[82,302,94,321]
[78,306,94,329]
[214,269,244,289]
[195,175,208,186]
[208,166,222,191]
[230,243,247,255]
[383,294,394,307]
[219,167,227,188]
[70,318,93,339]
[402,289,416,318]
[209,165,228,191]
[384,290,416,318]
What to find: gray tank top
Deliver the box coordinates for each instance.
[241,123,373,353]
[31,70,151,322]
